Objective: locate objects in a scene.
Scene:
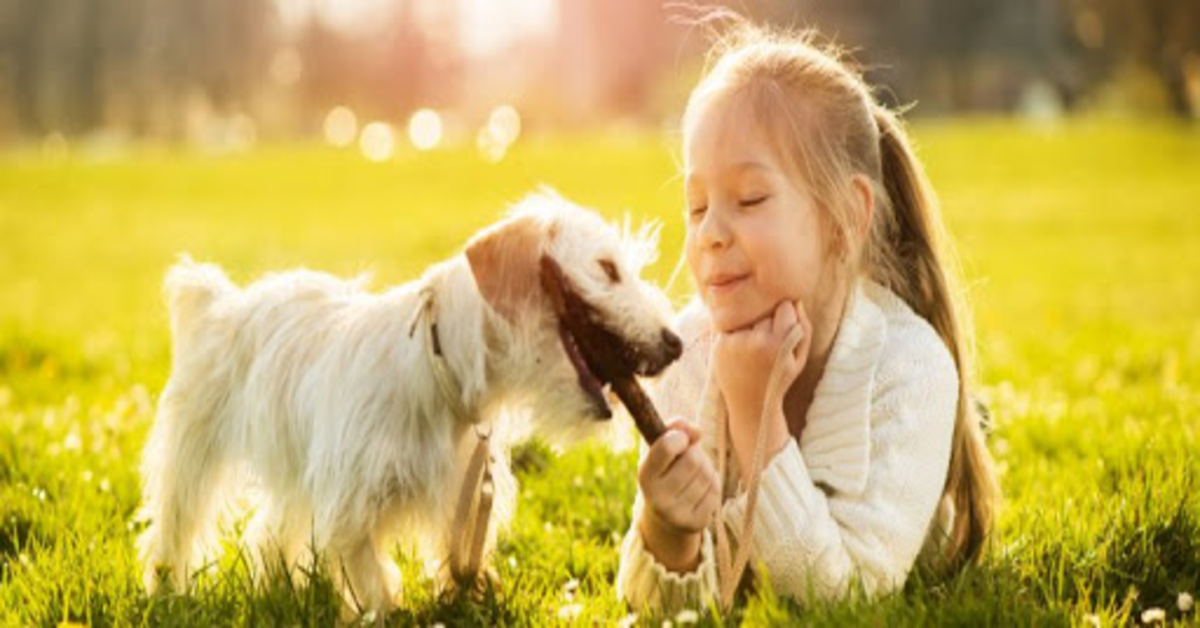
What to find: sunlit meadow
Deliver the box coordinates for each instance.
[1,120,1197,625]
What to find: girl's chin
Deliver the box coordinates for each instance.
[708,304,767,333]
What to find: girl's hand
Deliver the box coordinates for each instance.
[637,419,720,572]
[713,300,812,479]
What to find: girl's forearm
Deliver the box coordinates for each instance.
[638,512,703,573]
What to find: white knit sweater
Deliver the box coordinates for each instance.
[616,279,959,612]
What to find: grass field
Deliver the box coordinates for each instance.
[1,120,1198,626]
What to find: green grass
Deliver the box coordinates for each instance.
[1,120,1198,625]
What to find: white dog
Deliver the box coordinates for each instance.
[136,190,681,612]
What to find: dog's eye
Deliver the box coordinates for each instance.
[599,259,621,284]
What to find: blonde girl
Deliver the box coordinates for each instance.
[616,18,1000,612]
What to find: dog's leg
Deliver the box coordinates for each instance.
[137,390,231,593]
[244,495,311,585]
[331,533,397,614]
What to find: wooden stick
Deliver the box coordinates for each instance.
[611,375,666,444]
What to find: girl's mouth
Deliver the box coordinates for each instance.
[707,273,750,296]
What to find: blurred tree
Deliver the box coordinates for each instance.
[0,0,274,139]
[1094,0,1199,118]
[293,0,461,128]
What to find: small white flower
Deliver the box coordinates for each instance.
[1083,613,1101,627]
[563,578,579,601]
[507,556,517,569]
[1180,592,1194,613]
[674,609,700,624]
[617,613,638,628]
[557,603,582,621]
[1141,607,1166,624]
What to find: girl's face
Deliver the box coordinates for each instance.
[684,95,839,333]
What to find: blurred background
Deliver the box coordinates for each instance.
[0,0,1197,155]
[1,3,1198,624]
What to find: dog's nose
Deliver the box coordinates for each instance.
[661,329,683,362]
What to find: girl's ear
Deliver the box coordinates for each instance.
[831,175,876,263]
[851,174,875,242]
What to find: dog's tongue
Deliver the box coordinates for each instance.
[559,322,611,419]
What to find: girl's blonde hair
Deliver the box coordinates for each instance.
[683,16,1000,571]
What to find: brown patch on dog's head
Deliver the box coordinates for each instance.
[465,214,545,322]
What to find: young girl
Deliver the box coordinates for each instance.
[616,20,1000,612]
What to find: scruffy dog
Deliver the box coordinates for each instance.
[136,190,681,612]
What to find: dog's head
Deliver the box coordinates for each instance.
[465,189,681,430]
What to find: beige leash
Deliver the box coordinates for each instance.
[408,285,493,586]
[449,429,494,585]
[712,325,805,609]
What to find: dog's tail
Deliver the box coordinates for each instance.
[164,255,235,336]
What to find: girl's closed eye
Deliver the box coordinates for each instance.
[738,194,769,208]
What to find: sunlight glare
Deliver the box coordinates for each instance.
[359,121,395,162]
[408,108,443,151]
[323,106,358,147]
[487,104,521,145]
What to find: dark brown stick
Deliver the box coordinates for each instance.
[611,375,666,444]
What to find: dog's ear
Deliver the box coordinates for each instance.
[465,215,546,322]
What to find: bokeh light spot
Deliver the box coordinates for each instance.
[323,106,358,147]
[408,108,443,151]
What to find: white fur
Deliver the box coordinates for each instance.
[136,190,675,612]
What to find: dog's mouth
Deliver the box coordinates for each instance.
[556,319,612,418]
[539,255,677,420]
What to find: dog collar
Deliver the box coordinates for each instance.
[408,284,480,425]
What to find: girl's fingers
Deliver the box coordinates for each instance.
[640,429,689,481]
[678,466,714,513]
[773,299,797,336]
[753,315,772,337]
[795,299,811,333]
[665,418,702,444]
[668,459,706,507]
[692,485,721,520]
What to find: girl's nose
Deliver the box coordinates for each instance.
[697,207,731,250]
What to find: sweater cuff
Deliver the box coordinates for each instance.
[617,525,717,612]
[723,437,824,553]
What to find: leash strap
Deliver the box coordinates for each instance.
[712,325,805,609]
[407,282,492,584]
[450,432,493,584]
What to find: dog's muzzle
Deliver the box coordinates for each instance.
[539,256,682,419]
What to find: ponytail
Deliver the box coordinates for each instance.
[872,106,1000,572]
